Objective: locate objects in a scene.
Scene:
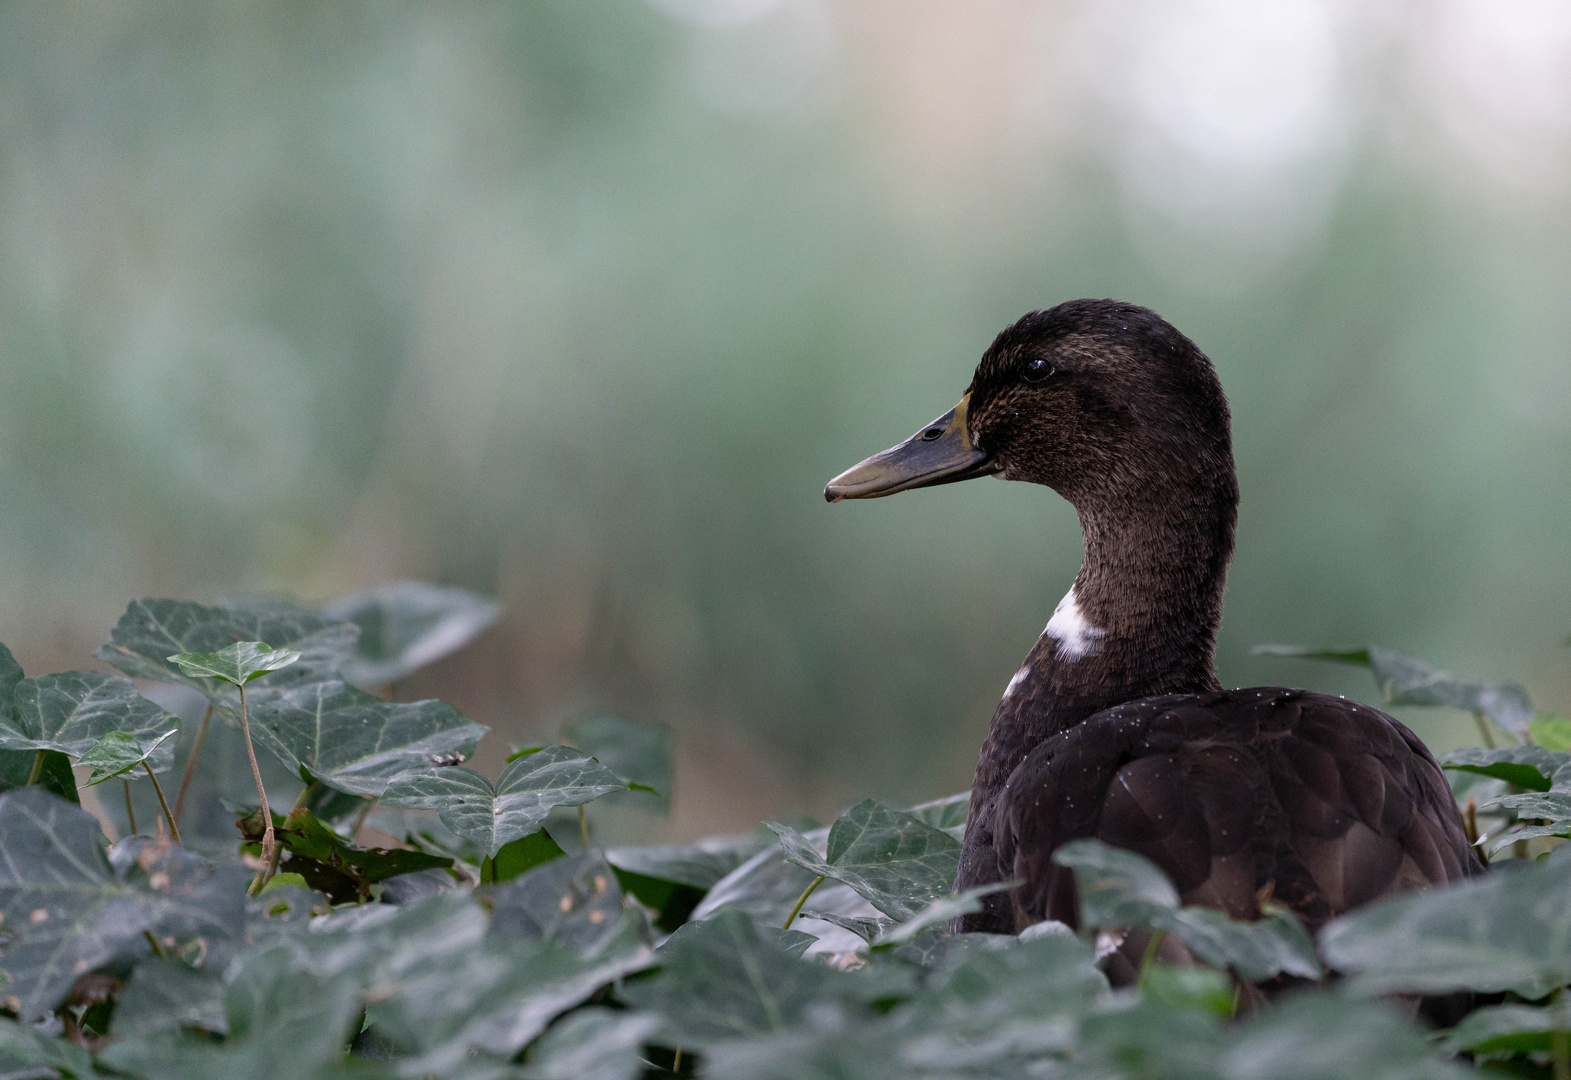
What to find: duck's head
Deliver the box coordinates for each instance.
[824,299,1233,510]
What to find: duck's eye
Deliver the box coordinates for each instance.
[1023,358,1054,384]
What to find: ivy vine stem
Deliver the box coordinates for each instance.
[144,761,181,844]
[172,703,212,826]
[1137,929,1167,990]
[24,749,44,786]
[239,682,276,895]
[123,778,138,836]
[783,875,826,930]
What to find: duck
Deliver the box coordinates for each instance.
[825,299,1482,963]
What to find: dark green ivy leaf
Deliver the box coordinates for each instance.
[1254,643,1534,739]
[0,749,78,804]
[486,853,625,951]
[1319,846,1571,998]
[96,599,358,701]
[1053,839,1321,981]
[238,805,451,904]
[1441,745,1569,791]
[617,907,851,1047]
[362,908,655,1073]
[0,671,178,764]
[96,943,365,1080]
[243,679,487,797]
[322,580,501,688]
[766,799,961,921]
[167,642,301,686]
[561,714,669,812]
[1438,1002,1568,1055]
[0,1015,94,1079]
[519,1006,659,1080]
[78,729,178,786]
[382,747,632,856]
[0,789,246,1020]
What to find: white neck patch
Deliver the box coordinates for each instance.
[1044,587,1104,661]
[1002,664,1031,702]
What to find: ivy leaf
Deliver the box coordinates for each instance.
[97,944,364,1080]
[364,909,655,1072]
[0,671,178,763]
[1439,1002,1568,1055]
[487,853,627,951]
[78,729,179,786]
[519,1006,660,1080]
[562,714,669,811]
[1441,745,1569,791]
[0,1015,94,1079]
[236,805,452,904]
[0,789,246,1020]
[1052,839,1321,981]
[382,747,632,857]
[606,841,754,933]
[1254,643,1534,739]
[485,828,568,884]
[322,581,501,688]
[904,791,970,833]
[110,958,228,1040]
[167,642,301,686]
[97,599,358,699]
[1531,714,1571,750]
[1215,991,1471,1080]
[242,679,487,796]
[1319,846,1571,997]
[766,799,961,920]
[618,907,851,1047]
[0,749,78,804]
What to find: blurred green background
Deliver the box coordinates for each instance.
[2,1,1569,840]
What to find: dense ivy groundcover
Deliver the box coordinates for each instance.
[2,589,1571,1078]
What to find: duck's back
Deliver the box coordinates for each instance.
[957,687,1484,937]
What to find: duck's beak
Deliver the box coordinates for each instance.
[824,393,998,502]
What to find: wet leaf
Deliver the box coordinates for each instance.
[1254,643,1534,739]
[0,789,246,1020]
[1438,1002,1568,1055]
[1319,846,1571,997]
[766,799,961,921]
[243,679,487,796]
[78,729,178,786]
[1442,745,1569,791]
[1053,839,1321,981]
[382,747,632,856]
[561,714,669,812]
[0,671,178,764]
[97,599,357,700]
[167,642,301,686]
[323,580,501,688]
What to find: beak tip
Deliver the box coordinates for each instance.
[823,486,843,503]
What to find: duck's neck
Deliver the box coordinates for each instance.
[972,474,1237,792]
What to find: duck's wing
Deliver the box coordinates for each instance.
[986,688,1482,936]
